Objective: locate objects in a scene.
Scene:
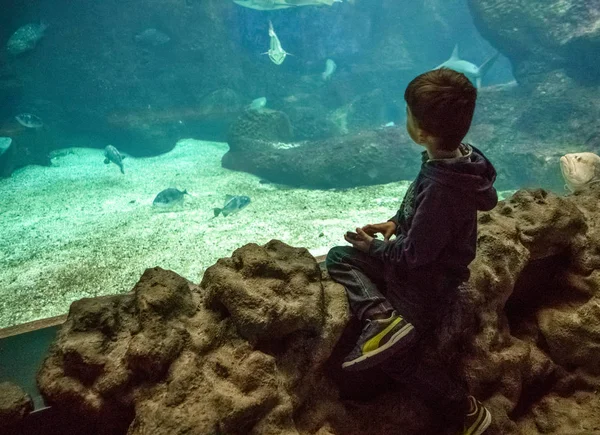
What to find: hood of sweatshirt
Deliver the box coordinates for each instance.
[420,144,498,211]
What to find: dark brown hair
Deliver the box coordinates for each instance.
[404,68,477,151]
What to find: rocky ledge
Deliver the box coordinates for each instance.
[35,186,600,434]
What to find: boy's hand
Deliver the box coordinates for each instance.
[362,221,397,241]
[344,228,373,253]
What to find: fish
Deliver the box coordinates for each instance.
[214,195,251,217]
[248,97,267,111]
[6,22,48,55]
[322,59,337,80]
[233,0,340,10]
[15,113,43,129]
[434,45,499,90]
[103,145,125,174]
[0,137,12,156]
[264,21,291,65]
[560,152,600,193]
[153,188,189,207]
[134,28,171,46]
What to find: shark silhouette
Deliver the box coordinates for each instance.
[434,45,499,89]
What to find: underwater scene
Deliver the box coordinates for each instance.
[1,0,598,329]
[2,1,600,434]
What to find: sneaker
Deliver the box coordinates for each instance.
[462,396,492,435]
[342,312,416,371]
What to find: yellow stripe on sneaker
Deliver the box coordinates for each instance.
[465,407,486,435]
[361,317,403,353]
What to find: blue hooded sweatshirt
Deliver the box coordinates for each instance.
[369,144,497,286]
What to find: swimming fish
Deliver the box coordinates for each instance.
[560,152,600,193]
[322,59,337,80]
[434,45,499,90]
[103,145,125,174]
[234,0,340,10]
[214,195,251,217]
[264,21,290,65]
[153,188,189,207]
[134,28,171,46]
[6,22,48,55]
[248,97,267,111]
[15,113,43,129]
[0,137,12,156]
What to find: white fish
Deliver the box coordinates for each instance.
[234,0,341,11]
[0,137,12,156]
[6,22,48,55]
[134,28,170,46]
[434,45,499,90]
[248,97,267,111]
[264,21,290,65]
[15,113,43,128]
[322,58,337,80]
[560,152,600,193]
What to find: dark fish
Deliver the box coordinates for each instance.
[103,145,125,174]
[15,113,43,128]
[134,28,171,46]
[153,188,189,207]
[214,195,251,217]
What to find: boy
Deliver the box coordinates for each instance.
[326,68,497,434]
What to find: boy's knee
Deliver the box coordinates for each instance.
[325,246,352,268]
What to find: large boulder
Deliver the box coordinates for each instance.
[224,123,421,189]
[37,241,350,434]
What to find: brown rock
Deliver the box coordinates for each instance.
[35,186,600,434]
[38,241,349,434]
[0,382,33,430]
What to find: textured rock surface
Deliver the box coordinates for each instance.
[35,187,600,434]
[0,382,33,430]
[464,185,600,434]
[468,0,600,85]
[38,241,350,434]
[223,124,421,189]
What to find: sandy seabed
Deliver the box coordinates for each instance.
[0,139,419,328]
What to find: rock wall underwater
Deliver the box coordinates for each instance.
[30,185,600,435]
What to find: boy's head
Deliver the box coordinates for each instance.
[404,68,477,152]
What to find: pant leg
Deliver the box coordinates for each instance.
[381,334,470,426]
[325,246,395,321]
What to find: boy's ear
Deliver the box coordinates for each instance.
[416,128,429,143]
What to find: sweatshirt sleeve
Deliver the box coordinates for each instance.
[369,183,457,269]
[388,209,401,227]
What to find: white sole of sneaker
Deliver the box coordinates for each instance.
[341,323,416,371]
